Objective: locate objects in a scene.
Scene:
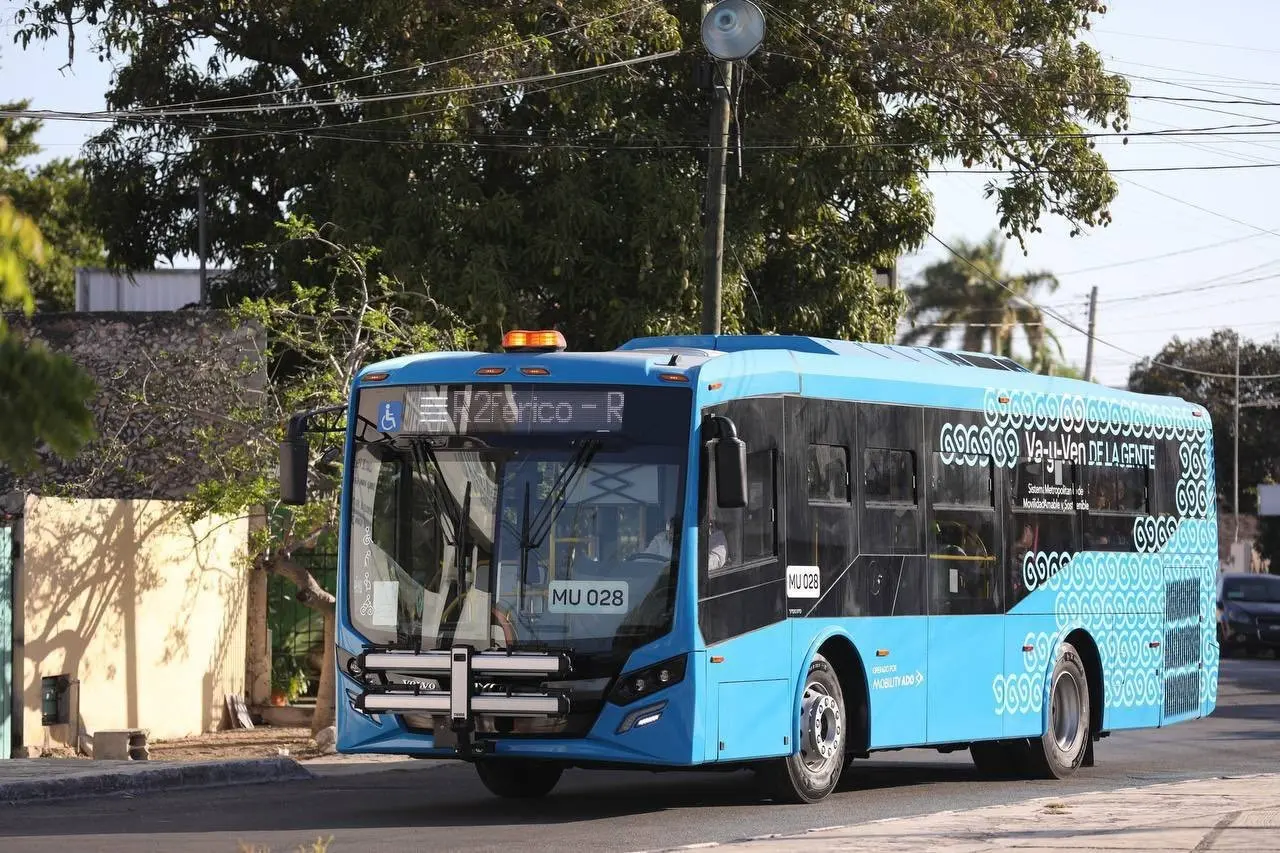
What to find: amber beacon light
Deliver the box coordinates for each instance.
[501,329,567,353]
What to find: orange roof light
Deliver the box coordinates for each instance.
[502,329,566,353]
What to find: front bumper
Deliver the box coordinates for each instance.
[1222,620,1280,648]
[337,644,702,766]
[350,646,572,755]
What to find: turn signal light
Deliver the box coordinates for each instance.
[502,329,567,352]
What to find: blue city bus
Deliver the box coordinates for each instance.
[279,331,1219,803]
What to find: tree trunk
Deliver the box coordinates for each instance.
[313,611,336,734]
[257,545,337,733]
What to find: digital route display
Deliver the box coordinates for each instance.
[396,385,626,434]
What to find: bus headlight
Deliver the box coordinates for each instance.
[608,655,687,706]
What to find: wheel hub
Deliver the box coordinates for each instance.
[1051,671,1082,752]
[801,685,842,769]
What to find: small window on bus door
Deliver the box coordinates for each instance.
[862,448,921,555]
[808,444,850,504]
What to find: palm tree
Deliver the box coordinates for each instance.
[899,232,1064,373]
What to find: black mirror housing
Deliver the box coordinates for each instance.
[280,437,310,505]
[706,415,748,509]
[714,436,748,509]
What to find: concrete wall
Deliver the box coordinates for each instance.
[0,311,265,500]
[19,495,249,750]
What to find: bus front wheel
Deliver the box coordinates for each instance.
[759,653,846,804]
[474,759,564,799]
[1026,642,1091,779]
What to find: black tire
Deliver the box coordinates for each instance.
[969,740,1026,778]
[474,759,564,799]
[1024,642,1091,779]
[757,654,846,804]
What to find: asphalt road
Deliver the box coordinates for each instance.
[1,656,1277,853]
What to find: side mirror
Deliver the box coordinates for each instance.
[714,436,748,509]
[280,436,310,505]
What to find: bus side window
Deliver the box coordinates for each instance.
[862,448,920,555]
[927,452,998,615]
[1081,464,1148,552]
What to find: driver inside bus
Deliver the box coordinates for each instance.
[645,516,728,572]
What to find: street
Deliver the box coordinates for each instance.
[0,657,1275,852]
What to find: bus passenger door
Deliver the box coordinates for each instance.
[923,430,1005,745]
[698,398,793,763]
[856,404,929,748]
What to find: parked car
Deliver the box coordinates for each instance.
[1217,572,1280,657]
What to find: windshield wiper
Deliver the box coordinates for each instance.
[524,438,601,550]
[408,442,461,547]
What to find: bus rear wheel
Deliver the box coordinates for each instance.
[474,759,564,799]
[1025,642,1091,779]
[758,654,846,804]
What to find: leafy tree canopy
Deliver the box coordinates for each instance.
[0,102,108,312]
[0,127,96,472]
[185,214,474,731]
[900,231,1063,372]
[1128,329,1280,519]
[16,0,1128,349]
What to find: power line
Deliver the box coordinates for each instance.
[1095,29,1280,57]
[0,50,685,121]
[126,3,663,113]
[1054,231,1271,276]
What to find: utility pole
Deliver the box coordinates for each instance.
[701,49,732,336]
[1083,285,1098,382]
[1234,337,1241,543]
[198,176,209,307]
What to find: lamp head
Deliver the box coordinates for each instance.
[701,0,766,62]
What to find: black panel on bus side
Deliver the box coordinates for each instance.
[698,396,787,646]
[850,403,929,617]
[784,397,856,619]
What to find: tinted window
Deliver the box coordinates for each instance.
[930,453,993,507]
[808,444,850,503]
[1082,465,1148,514]
[865,449,915,504]
[1011,460,1079,513]
[715,449,776,574]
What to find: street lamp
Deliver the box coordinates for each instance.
[699,0,765,336]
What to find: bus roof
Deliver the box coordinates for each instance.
[358,333,1202,418]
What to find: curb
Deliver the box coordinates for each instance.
[0,757,314,805]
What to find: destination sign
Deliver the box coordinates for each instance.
[400,385,625,434]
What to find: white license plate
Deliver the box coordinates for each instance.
[547,580,629,614]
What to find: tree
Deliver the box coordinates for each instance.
[1128,329,1280,548]
[184,216,473,733]
[1,102,108,312]
[0,128,96,472]
[15,1,1128,348]
[900,232,1063,371]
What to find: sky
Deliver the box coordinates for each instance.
[5,3,1280,388]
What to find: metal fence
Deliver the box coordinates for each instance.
[268,551,336,700]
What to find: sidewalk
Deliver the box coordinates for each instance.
[0,756,311,804]
[683,774,1280,852]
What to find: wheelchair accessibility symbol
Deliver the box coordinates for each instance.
[379,401,403,432]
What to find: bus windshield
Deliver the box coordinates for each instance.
[347,434,687,655]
